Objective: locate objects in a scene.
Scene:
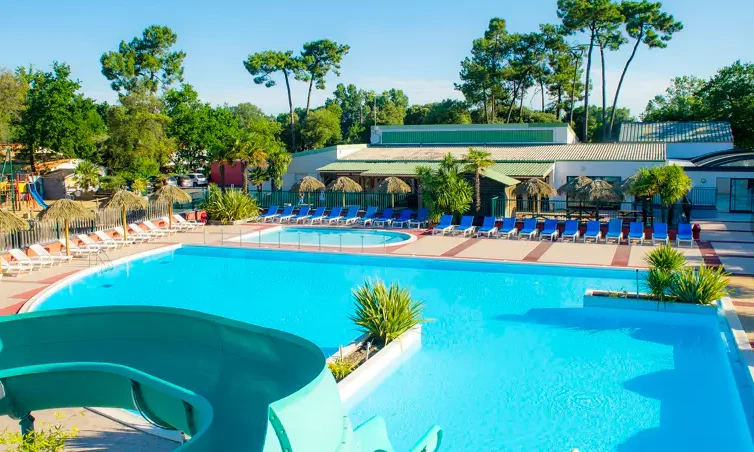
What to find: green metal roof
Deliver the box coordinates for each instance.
[376,123,569,130]
[317,161,522,185]
[618,121,733,143]
[380,129,554,145]
[489,162,554,177]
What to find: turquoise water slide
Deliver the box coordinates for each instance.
[0,306,442,451]
[27,182,49,209]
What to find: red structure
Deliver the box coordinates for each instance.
[209,161,244,187]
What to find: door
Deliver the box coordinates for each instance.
[730,179,754,212]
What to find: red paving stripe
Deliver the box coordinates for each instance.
[9,286,48,300]
[523,241,553,262]
[732,300,754,308]
[611,245,631,267]
[0,301,27,316]
[697,241,723,267]
[35,270,79,285]
[441,237,479,257]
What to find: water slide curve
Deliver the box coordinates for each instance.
[27,182,49,209]
[0,306,441,451]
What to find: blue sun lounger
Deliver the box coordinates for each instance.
[355,206,379,226]
[476,216,498,237]
[561,220,580,242]
[372,208,395,228]
[582,220,602,243]
[289,206,311,223]
[303,206,327,224]
[676,223,693,247]
[540,219,559,241]
[604,219,624,244]
[275,205,295,223]
[518,218,539,240]
[407,208,429,229]
[652,222,668,245]
[324,207,344,224]
[259,205,279,223]
[340,206,361,225]
[390,209,413,228]
[432,214,455,235]
[454,216,476,236]
[627,221,645,245]
[498,217,518,239]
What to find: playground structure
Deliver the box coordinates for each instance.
[1,146,49,212]
[0,306,442,451]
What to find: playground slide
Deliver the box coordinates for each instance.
[27,182,49,209]
[0,306,441,451]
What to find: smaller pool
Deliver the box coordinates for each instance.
[240,226,414,248]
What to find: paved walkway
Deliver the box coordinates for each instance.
[0,217,752,449]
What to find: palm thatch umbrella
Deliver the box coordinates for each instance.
[104,190,147,241]
[39,199,94,256]
[515,178,557,213]
[576,179,623,202]
[291,176,326,205]
[618,173,639,194]
[0,209,29,234]
[327,176,362,207]
[153,185,192,230]
[557,176,593,200]
[377,177,412,207]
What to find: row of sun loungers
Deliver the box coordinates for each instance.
[259,205,430,228]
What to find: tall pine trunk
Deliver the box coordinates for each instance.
[241,160,249,194]
[599,42,608,142]
[483,94,489,123]
[609,31,643,138]
[540,80,545,112]
[283,71,296,152]
[506,82,519,123]
[219,164,226,193]
[518,85,525,123]
[556,87,562,120]
[582,30,596,142]
[305,78,314,118]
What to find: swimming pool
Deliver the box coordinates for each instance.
[29,246,754,451]
[239,226,414,248]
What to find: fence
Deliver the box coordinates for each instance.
[248,190,416,211]
[688,187,717,208]
[0,202,180,252]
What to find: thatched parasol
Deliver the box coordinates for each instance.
[618,173,640,194]
[515,178,557,213]
[377,177,412,207]
[576,179,623,202]
[0,209,29,234]
[39,199,95,256]
[153,185,192,229]
[104,190,147,241]
[327,176,363,207]
[291,176,326,205]
[557,176,593,200]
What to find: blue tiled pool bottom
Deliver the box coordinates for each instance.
[32,246,754,451]
[241,226,412,248]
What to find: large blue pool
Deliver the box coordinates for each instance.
[31,246,754,451]
[239,226,413,248]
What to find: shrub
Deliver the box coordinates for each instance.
[643,245,687,272]
[645,267,676,303]
[350,279,428,346]
[327,357,358,381]
[131,178,148,194]
[98,175,125,191]
[669,265,730,305]
[202,184,258,223]
[0,413,79,451]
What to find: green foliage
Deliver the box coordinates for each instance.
[645,267,675,303]
[327,357,358,381]
[202,184,259,223]
[463,148,494,213]
[130,178,148,194]
[417,154,473,222]
[99,175,125,191]
[626,165,692,222]
[0,68,28,142]
[669,265,730,306]
[266,149,293,191]
[0,413,79,451]
[301,104,342,150]
[328,83,368,143]
[73,160,100,191]
[349,280,428,346]
[296,39,350,116]
[572,105,634,141]
[643,245,687,272]
[405,100,472,125]
[100,25,185,94]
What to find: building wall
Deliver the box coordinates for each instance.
[281,148,339,190]
[550,161,663,198]
[667,142,732,159]
[369,124,574,145]
[684,169,754,212]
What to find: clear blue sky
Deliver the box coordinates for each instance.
[3,0,753,117]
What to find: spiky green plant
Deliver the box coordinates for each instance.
[327,358,358,381]
[0,411,79,451]
[201,184,258,224]
[643,245,687,272]
[349,280,428,346]
[669,265,730,305]
[645,267,676,304]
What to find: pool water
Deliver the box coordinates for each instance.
[241,226,412,248]
[31,246,754,451]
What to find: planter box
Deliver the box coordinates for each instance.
[584,290,719,316]
[337,325,422,409]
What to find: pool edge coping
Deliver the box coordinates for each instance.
[227,225,418,249]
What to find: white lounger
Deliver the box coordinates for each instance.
[1,256,33,275]
[143,220,179,235]
[94,230,134,247]
[8,248,53,269]
[77,234,119,250]
[129,224,165,238]
[114,226,151,243]
[29,244,73,265]
[58,239,101,257]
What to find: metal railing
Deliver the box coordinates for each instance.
[689,187,717,207]
[248,190,415,210]
[490,198,672,225]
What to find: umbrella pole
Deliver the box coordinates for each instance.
[169,204,173,229]
[64,219,70,256]
[122,206,128,241]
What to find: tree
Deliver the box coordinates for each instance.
[328,83,368,142]
[608,1,683,136]
[0,68,27,142]
[406,100,472,125]
[16,63,105,170]
[230,114,283,192]
[100,25,185,94]
[463,148,494,214]
[73,160,100,191]
[249,166,268,192]
[627,165,691,224]
[230,102,266,129]
[642,76,706,121]
[301,104,342,150]
[297,40,350,117]
[573,105,633,141]
[416,153,473,222]
[558,0,624,141]
[367,89,409,125]
[244,50,304,152]
[596,17,626,140]
[266,149,292,191]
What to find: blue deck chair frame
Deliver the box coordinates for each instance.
[372,208,395,228]
[259,205,279,223]
[604,219,624,244]
[432,215,455,235]
[561,220,580,242]
[407,208,429,229]
[325,207,344,225]
[582,221,602,243]
[289,206,312,223]
[518,218,539,240]
[304,207,327,224]
[627,221,645,245]
[356,206,379,226]
[652,222,669,245]
[339,206,361,225]
[498,218,518,239]
[676,223,694,248]
[275,206,295,223]
[540,219,559,241]
[390,209,413,228]
[454,216,476,236]
[476,217,498,238]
